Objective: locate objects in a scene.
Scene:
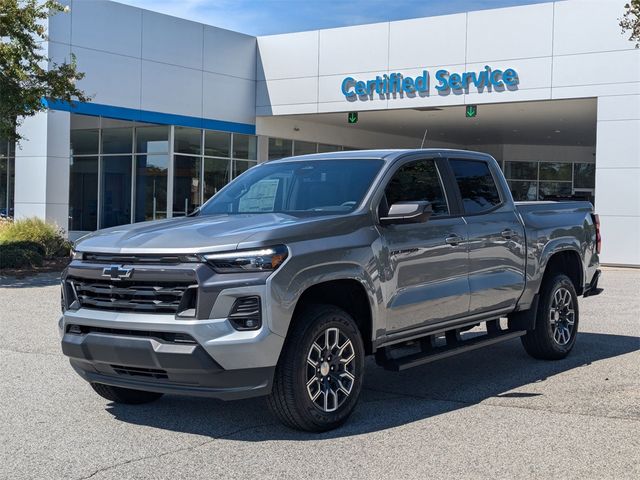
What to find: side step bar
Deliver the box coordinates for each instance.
[377,329,526,372]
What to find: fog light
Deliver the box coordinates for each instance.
[228,296,262,331]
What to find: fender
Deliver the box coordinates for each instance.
[268,260,379,339]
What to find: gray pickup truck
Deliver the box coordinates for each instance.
[60,149,602,432]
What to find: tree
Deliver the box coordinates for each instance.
[620,0,640,47]
[0,0,88,143]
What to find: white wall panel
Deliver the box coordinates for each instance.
[553,0,634,56]
[48,0,71,45]
[71,0,141,57]
[553,50,640,87]
[552,82,640,100]
[204,27,256,80]
[141,61,202,117]
[466,3,553,62]
[319,23,389,76]
[257,31,319,80]
[594,168,640,217]
[257,77,318,107]
[203,73,255,124]
[596,120,640,169]
[596,95,640,122]
[597,216,640,265]
[142,11,203,70]
[388,14,466,69]
[72,46,141,109]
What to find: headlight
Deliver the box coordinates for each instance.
[70,248,83,261]
[202,245,288,273]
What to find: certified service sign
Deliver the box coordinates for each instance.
[341,66,519,100]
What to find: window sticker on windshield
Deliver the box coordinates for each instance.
[238,178,279,212]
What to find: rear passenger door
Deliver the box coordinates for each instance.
[376,156,470,333]
[447,157,526,315]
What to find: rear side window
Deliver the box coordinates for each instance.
[384,159,449,216]
[449,159,502,214]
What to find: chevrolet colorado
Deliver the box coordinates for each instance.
[60,149,602,432]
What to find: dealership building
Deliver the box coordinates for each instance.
[1,0,638,265]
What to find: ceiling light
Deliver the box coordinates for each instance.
[554,129,561,133]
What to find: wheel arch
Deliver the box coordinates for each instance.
[290,278,376,355]
[540,248,584,295]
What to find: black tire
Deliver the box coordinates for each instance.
[267,304,365,432]
[521,273,579,360]
[90,383,164,405]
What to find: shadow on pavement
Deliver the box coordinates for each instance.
[105,331,639,440]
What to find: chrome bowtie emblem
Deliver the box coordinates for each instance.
[102,265,133,281]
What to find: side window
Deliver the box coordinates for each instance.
[383,159,449,217]
[449,159,502,214]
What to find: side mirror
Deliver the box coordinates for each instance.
[380,201,433,226]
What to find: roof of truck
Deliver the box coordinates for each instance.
[270,148,494,162]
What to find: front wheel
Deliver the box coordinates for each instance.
[267,305,365,432]
[521,273,579,360]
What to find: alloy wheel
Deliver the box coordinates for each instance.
[305,327,356,412]
[549,287,575,346]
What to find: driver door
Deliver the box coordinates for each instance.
[377,156,470,333]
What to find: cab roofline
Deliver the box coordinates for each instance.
[268,148,494,162]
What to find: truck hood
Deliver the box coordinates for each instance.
[74,214,305,254]
[73,213,363,254]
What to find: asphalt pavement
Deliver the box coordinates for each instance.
[1,267,638,480]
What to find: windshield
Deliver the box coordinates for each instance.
[200,159,384,216]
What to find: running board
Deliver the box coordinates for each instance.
[378,330,526,372]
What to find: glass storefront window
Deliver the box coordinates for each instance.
[102,127,133,154]
[135,155,168,222]
[204,131,231,157]
[233,134,257,160]
[504,161,537,180]
[539,181,572,199]
[173,155,201,216]
[174,127,202,155]
[268,137,293,160]
[69,156,98,231]
[539,162,572,181]
[233,159,257,179]
[101,156,132,228]
[574,163,595,188]
[293,141,317,155]
[508,180,538,201]
[203,157,231,202]
[136,126,169,154]
[70,129,99,155]
[318,144,340,153]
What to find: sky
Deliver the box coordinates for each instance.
[117,0,550,36]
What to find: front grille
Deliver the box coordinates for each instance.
[82,252,198,264]
[68,278,196,314]
[111,364,169,379]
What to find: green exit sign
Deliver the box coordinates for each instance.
[465,105,478,118]
[347,112,358,124]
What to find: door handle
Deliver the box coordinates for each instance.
[501,229,517,239]
[445,234,463,246]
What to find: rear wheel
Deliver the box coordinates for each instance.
[90,383,164,404]
[521,273,579,360]
[267,304,365,432]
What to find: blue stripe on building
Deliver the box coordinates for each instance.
[44,99,256,135]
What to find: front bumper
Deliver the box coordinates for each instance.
[59,296,285,400]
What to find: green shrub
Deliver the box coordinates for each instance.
[0,245,44,269]
[0,218,71,259]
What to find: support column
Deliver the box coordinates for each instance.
[256,135,269,163]
[594,94,640,266]
[14,109,71,234]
